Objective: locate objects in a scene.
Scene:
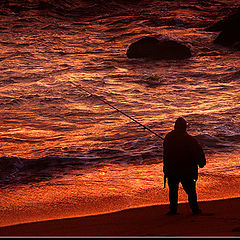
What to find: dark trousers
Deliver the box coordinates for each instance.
[167,176,200,213]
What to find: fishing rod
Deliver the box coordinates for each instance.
[71,82,164,141]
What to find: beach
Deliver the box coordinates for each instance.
[0,171,239,237]
[0,197,239,236]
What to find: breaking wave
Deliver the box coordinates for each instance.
[1,131,239,188]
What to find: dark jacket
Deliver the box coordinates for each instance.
[163,129,206,180]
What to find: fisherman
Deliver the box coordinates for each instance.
[163,117,206,215]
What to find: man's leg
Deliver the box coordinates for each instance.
[181,178,201,214]
[167,177,179,214]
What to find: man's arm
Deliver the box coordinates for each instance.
[163,137,168,188]
[163,135,169,175]
[193,139,206,168]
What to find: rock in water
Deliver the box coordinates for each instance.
[126,36,192,60]
[206,7,240,50]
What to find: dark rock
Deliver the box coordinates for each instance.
[126,37,191,60]
[214,29,240,49]
[206,7,240,50]
[206,7,240,32]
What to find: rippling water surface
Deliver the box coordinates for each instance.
[0,0,239,191]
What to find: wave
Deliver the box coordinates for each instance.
[1,131,239,188]
[0,155,90,187]
[0,137,163,187]
[195,133,240,151]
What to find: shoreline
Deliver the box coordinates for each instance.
[0,197,239,236]
[1,169,240,230]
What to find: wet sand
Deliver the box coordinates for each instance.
[0,197,239,237]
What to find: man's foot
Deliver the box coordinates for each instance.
[192,209,202,215]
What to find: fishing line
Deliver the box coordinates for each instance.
[70,82,164,141]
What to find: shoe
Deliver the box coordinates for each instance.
[192,209,202,215]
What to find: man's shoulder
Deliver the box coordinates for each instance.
[186,133,198,141]
[164,130,175,139]
[185,134,202,148]
[165,131,198,143]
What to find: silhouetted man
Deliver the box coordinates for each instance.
[163,117,206,215]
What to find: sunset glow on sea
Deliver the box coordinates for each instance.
[0,0,239,228]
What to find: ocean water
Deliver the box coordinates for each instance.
[0,0,239,226]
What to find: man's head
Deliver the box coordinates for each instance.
[174,117,187,131]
